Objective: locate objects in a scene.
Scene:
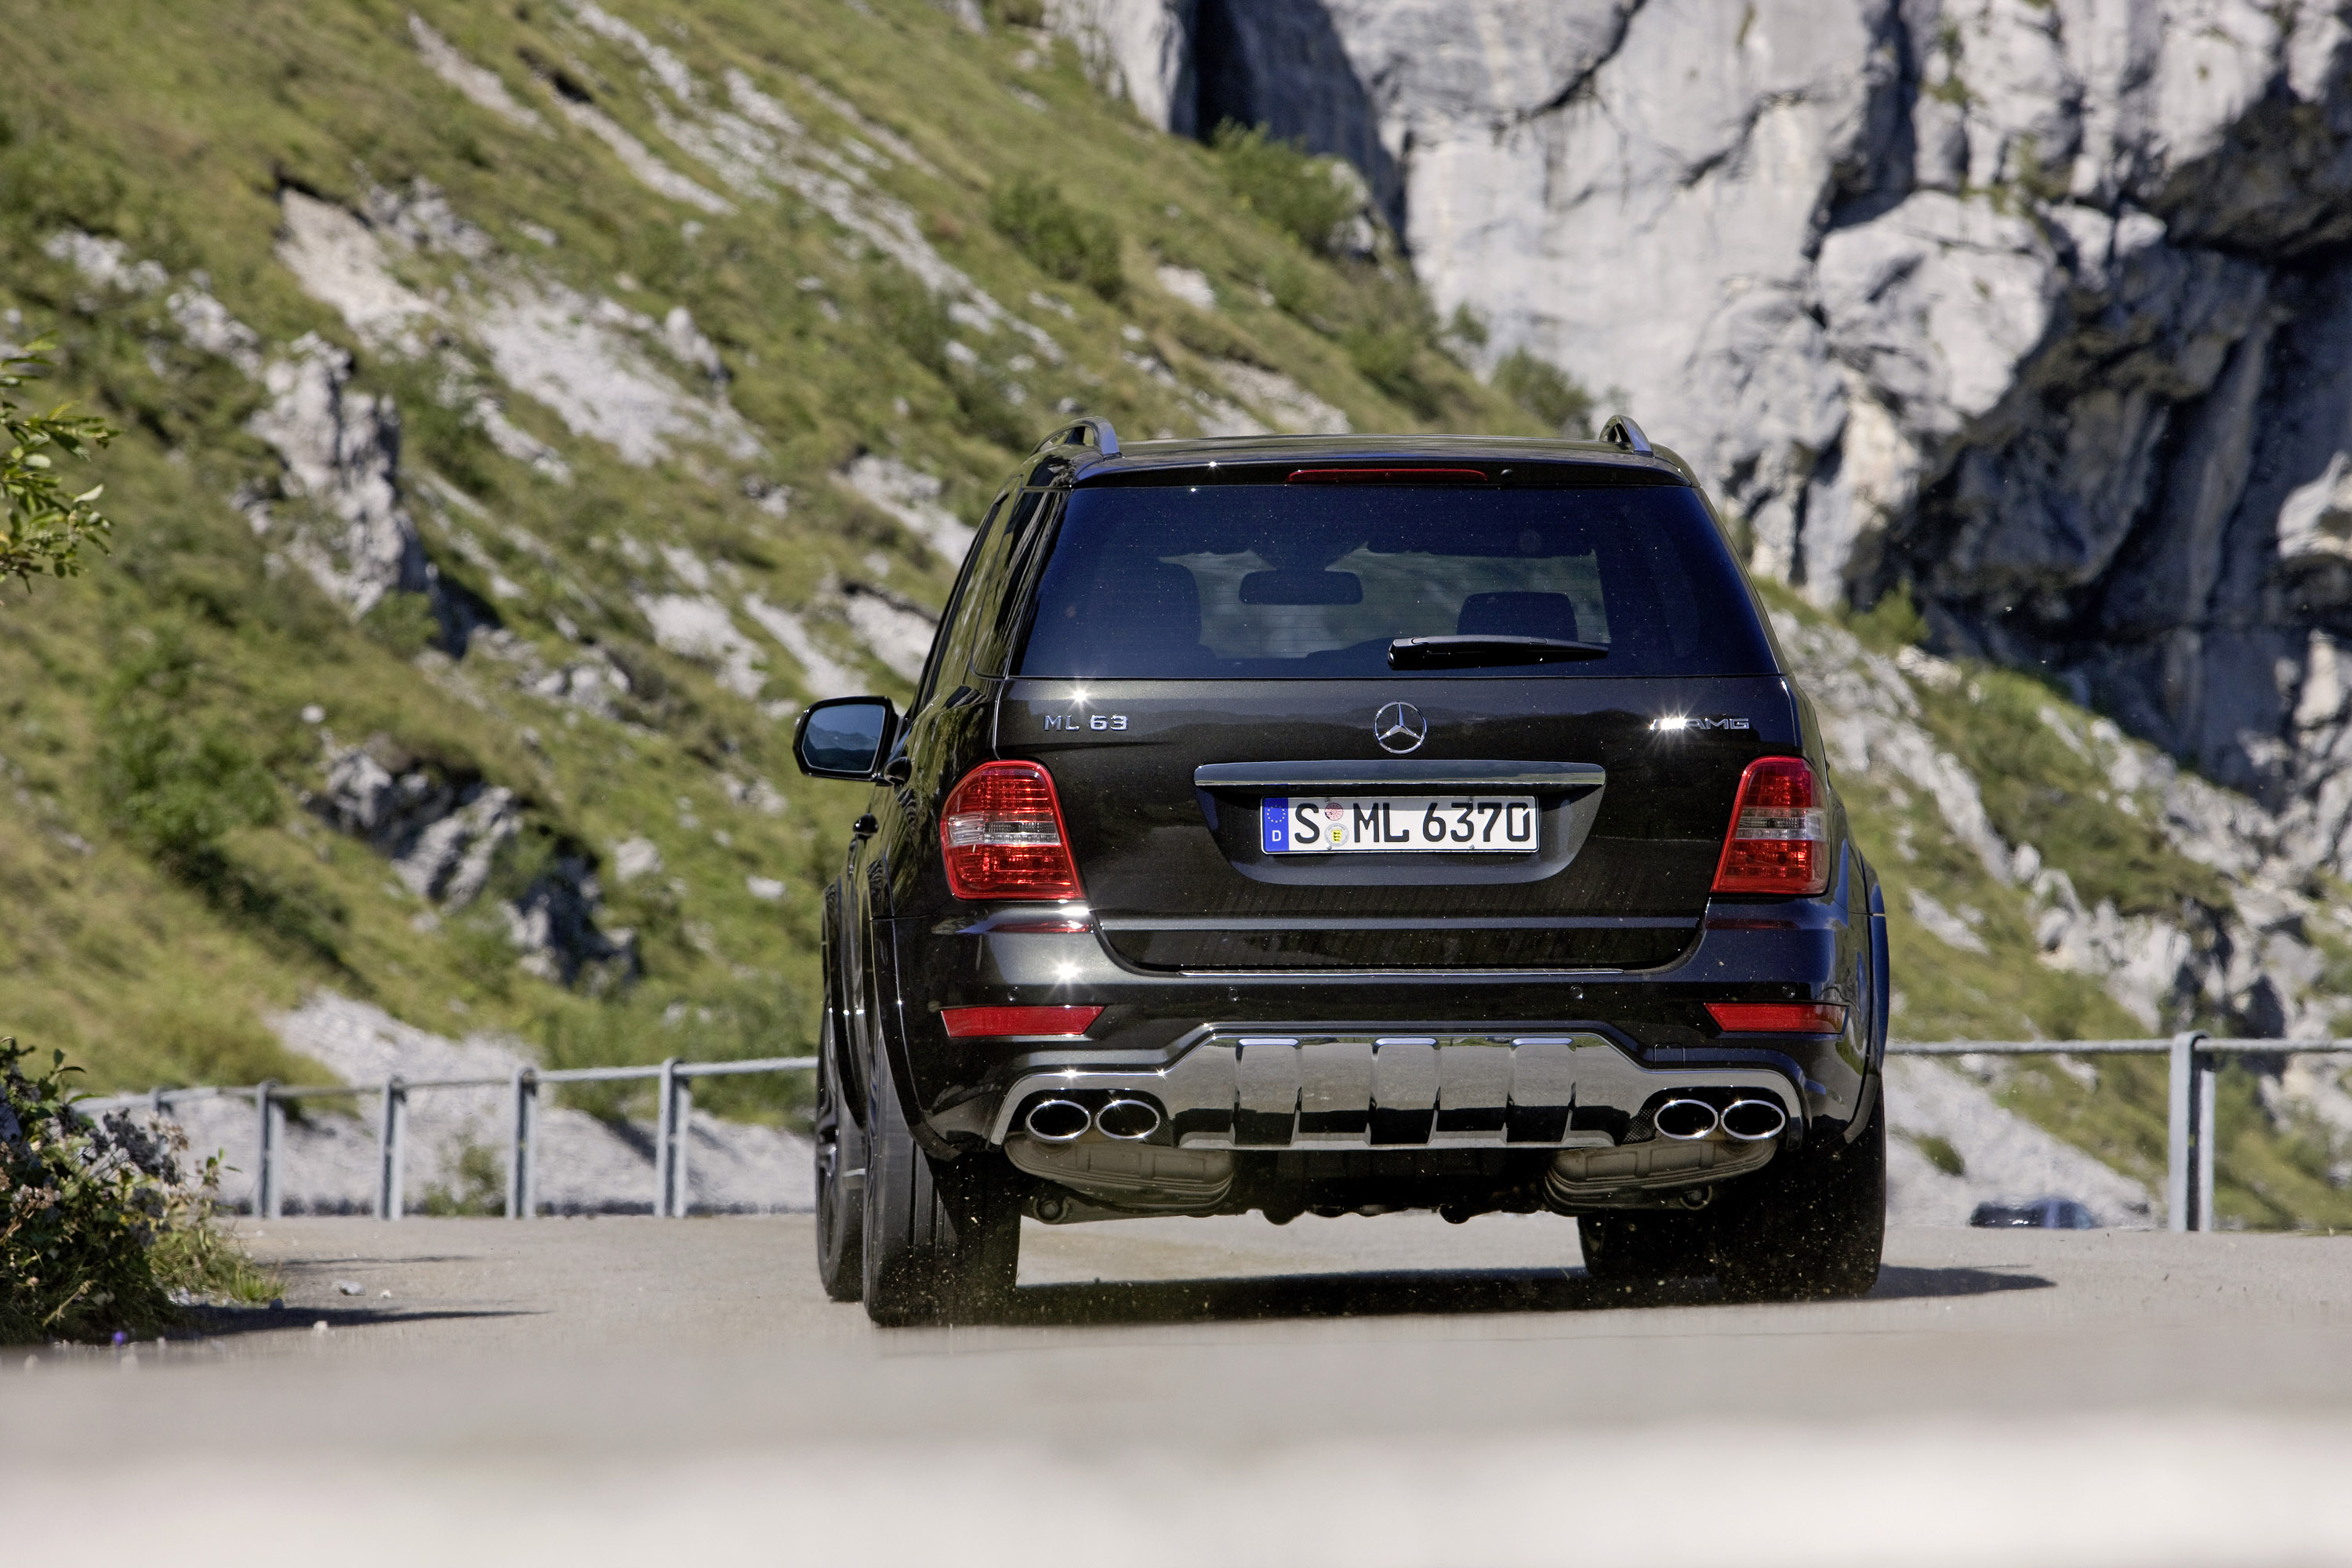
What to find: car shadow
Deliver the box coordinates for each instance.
[183,1303,541,1338]
[1000,1261,2053,1327]
[1871,1264,2056,1300]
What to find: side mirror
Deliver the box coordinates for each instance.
[793,696,899,780]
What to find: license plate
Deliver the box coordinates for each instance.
[1261,796,1539,854]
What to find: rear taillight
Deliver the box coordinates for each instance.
[941,761,1083,900]
[1711,757,1828,896]
[1706,1002,1848,1035]
[941,1005,1103,1039]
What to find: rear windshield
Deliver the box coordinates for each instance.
[1014,482,1777,679]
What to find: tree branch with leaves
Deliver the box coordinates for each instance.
[2,337,117,590]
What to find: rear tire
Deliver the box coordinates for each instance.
[813,1013,866,1304]
[861,1045,1021,1327]
[1707,1091,1886,1301]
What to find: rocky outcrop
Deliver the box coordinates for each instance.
[1054,1,2352,862]
[244,334,438,618]
[41,223,488,641]
[308,739,637,989]
[504,855,639,989]
[309,740,517,898]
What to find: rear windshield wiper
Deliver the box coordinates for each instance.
[1387,635,1609,670]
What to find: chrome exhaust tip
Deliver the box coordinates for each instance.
[1023,1098,1091,1144]
[1720,1098,1788,1142]
[1653,1098,1722,1141]
[1094,1098,1161,1141]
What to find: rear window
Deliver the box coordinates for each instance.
[1014,482,1777,679]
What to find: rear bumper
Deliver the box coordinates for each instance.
[872,873,1879,1154]
[983,1025,1801,1149]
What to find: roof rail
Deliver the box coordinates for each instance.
[1036,415,1121,459]
[1599,414,1652,456]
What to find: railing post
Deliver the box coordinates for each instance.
[654,1057,680,1218]
[2195,1047,2219,1234]
[2167,1030,2207,1232]
[254,1080,280,1220]
[507,1068,538,1220]
[378,1076,407,1221]
[672,1074,693,1218]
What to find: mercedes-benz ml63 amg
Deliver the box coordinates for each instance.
[795,417,1889,1325]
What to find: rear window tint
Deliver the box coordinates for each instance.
[1015,484,1777,679]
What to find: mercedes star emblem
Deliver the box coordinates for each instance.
[1374,701,1428,754]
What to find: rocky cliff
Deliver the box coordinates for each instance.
[1047,0,2352,1218]
[1054,0,2352,848]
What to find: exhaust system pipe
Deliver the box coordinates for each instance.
[1653,1099,1721,1141]
[1023,1098,1091,1144]
[1720,1098,1788,1142]
[1094,1098,1161,1141]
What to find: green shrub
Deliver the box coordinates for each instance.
[1344,323,1440,418]
[1263,253,1329,328]
[1,1038,269,1343]
[92,640,351,966]
[865,267,1036,450]
[1442,302,1490,357]
[1491,348,1594,436]
[1211,122,1358,256]
[1,338,118,590]
[96,699,281,873]
[360,590,443,658]
[868,267,957,377]
[989,175,1123,301]
[419,1141,505,1215]
[983,0,1045,24]
[1847,583,1928,651]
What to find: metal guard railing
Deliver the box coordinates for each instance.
[72,1034,2352,1230]
[75,1056,813,1221]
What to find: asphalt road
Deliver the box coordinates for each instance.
[10,1214,2352,1566]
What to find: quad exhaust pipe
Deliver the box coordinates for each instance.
[1095,1098,1162,1140]
[1022,1096,1164,1144]
[1653,1097,1788,1142]
[1720,1098,1788,1142]
[1653,1099,1720,1140]
[1023,1099,1092,1143]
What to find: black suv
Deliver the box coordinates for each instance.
[795,417,1889,1325]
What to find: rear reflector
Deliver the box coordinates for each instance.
[1285,467,1490,485]
[942,760,1083,900]
[1706,1002,1848,1035]
[941,1005,1104,1039]
[1711,756,1829,896]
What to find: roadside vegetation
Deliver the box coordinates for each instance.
[2,1038,274,1343]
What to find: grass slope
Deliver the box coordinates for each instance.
[0,0,1534,1123]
